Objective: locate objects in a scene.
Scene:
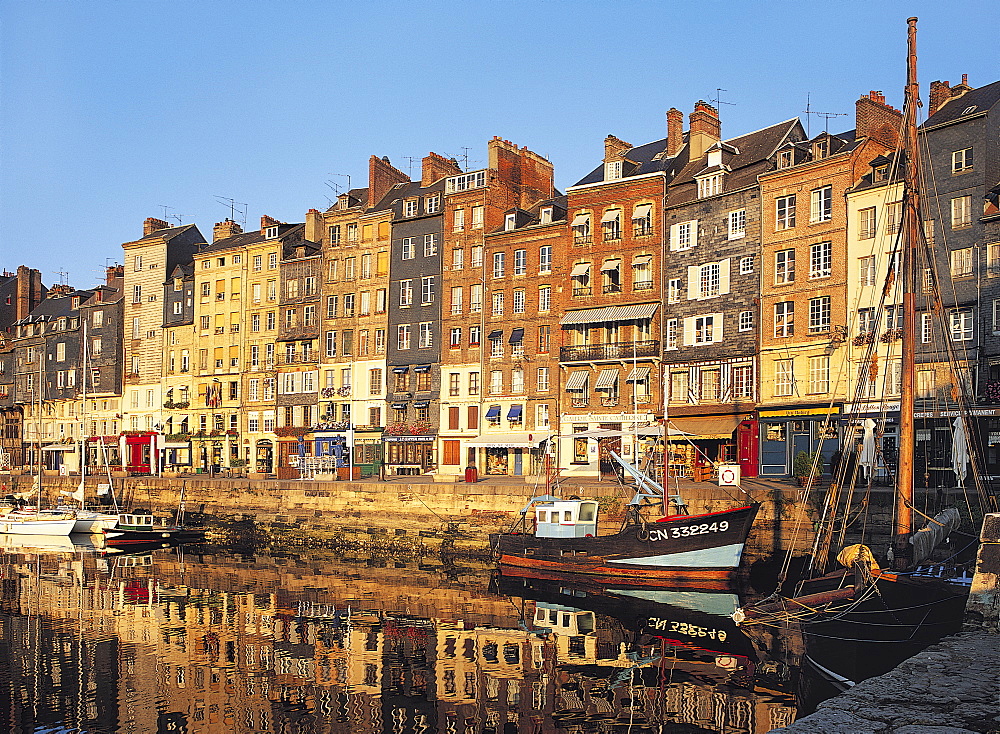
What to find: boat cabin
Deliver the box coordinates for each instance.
[533,603,596,635]
[534,499,598,538]
[117,513,155,530]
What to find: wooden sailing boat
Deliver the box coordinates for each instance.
[735,17,988,651]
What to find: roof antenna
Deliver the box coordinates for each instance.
[402,157,421,177]
[53,269,70,286]
[710,88,736,108]
[213,196,247,227]
[329,174,351,193]
[802,92,847,136]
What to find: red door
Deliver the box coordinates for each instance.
[737,420,759,478]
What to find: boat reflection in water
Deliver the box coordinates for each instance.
[1,543,816,734]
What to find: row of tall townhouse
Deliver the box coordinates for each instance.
[2,77,997,482]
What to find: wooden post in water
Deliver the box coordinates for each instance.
[965,513,1000,632]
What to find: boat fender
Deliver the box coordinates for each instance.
[637,528,649,541]
[837,544,880,572]
[585,533,593,538]
[161,532,170,538]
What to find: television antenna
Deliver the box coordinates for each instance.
[53,269,70,286]
[710,88,736,108]
[329,174,351,193]
[803,93,847,136]
[402,156,421,177]
[213,196,247,226]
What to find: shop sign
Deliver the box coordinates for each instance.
[843,402,901,414]
[382,435,436,443]
[914,408,1000,418]
[560,413,652,423]
[758,407,840,418]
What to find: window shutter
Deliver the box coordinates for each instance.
[683,317,695,346]
[712,313,725,342]
[690,220,699,249]
[687,266,700,300]
[669,223,679,251]
[719,258,731,295]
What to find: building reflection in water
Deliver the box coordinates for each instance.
[0,543,799,733]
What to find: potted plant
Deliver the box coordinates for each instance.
[793,450,822,487]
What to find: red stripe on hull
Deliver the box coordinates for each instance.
[499,554,737,589]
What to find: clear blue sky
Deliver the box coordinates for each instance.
[2,0,997,288]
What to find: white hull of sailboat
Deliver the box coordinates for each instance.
[70,512,119,534]
[0,515,77,536]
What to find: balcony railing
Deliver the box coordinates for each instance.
[560,340,660,362]
[278,352,319,365]
[632,280,654,291]
[602,283,622,294]
[572,286,593,297]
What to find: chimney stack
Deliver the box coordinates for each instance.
[856,90,903,146]
[106,264,124,285]
[603,135,632,163]
[368,155,410,209]
[487,137,555,212]
[143,217,170,236]
[305,209,323,242]
[421,152,463,186]
[688,101,721,160]
[260,215,282,231]
[666,108,684,157]
[213,219,243,242]
[15,265,45,322]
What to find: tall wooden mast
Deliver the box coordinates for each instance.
[894,16,921,567]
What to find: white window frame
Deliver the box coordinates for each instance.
[810,186,832,223]
[809,241,832,279]
[728,209,747,240]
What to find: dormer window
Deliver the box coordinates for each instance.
[777,150,793,169]
[504,213,516,231]
[873,165,889,183]
[404,199,418,217]
[813,139,829,159]
[265,226,278,239]
[707,149,723,167]
[697,173,723,198]
[70,297,80,310]
[424,194,440,214]
[605,160,622,181]
[539,207,553,225]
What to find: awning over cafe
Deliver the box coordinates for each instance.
[666,415,750,440]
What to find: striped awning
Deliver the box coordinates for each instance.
[595,369,619,389]
[626,366,651,382]
[571,213,590,227]
[570,262,591,277]
[600,259,621,271]
[560,303,658,325]
[632,254,653,265]
[564,371,589,391]
[632,203,652,220]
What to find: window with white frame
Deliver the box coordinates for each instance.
[952,147,973,173]
[471,245,483,267]
[449,327,461,348]
[401,238,415,260]
[419,322,433,348]
[775,249,795,283]
[423,233,438,256]
[470,284,483,312]
[951,248,974,278]
[453,209,465,232]
[739,310,754,331]
[952,196,972,229]
[808,296,831,333]
[886,360,903,396]
[470,205,483,229]
[605,160,622,180]
[451,248,464,270]
[669,220,697,250]
[450,286,463,315]
[345,224,357,243]
[535,404,550,428]
[492,291,504,315]
[512,289,525,314]
[776,195,796,230]
[885,202,902,233]
[994,301,1000,333]
[632,257,652,289]
[732,364,753,399]
[421,276,435,304]
[665,319,678,350]
[399,280,412,307]
[513,249,526,275]
[511,369,524,393]
[667,278,681,304]
[697,173,723,198]
[539,245,552,273]
[490,370,503,394]
[950,308,973,341]
[884,305,903,331]
[774,359,795,396]
[536,367,549,392]
[694,315,715,344]
[404,199,418,217]
[490,334,503,358]
[810,186,832,222]
[699,368,721,402]
[699,262,721,298]
[728,208,746,240]
[669,370,689,404]
[775,301,794,337]
[538,285,551,312]
[859,207,877,239]
[739,255,754,274]
[492,252,505,278]
[809,241,832,279]
[808,355,830,394]
[921,312,933,342]
[397,324,411,349]
[859,255,877,286]
[778,150,793,169]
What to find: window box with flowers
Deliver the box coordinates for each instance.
[982,380,1000,404]
[275,426,309,438]
[853,333,876,347]
[880,328,903,343]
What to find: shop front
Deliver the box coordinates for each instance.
[466,433,549,477]
[663,414,756,481]
[914,406,1000,486]
[758,407,840,477]
[254,439,274,474]
[41,442,77,473]
[383,434,435,475]
[85,436,121,471]
[162,441,191,470]
[276,435,312,480]
[122,432,157,475]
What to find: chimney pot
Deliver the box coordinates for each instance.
[213,219,243,242]
[666,108,684,157]
[143,217,170,236]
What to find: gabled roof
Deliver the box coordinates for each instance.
[135,223,204,243]
[573,135,690,186]
[924,79,1000,128]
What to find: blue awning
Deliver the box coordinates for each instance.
[390,402,407,409]
[414,364,431,373]
[508,328,524,344]
[392,366,408,373]
[507,405,523,421]
[485,405,501,419]
[413,401,430,408]
[488,330,502,340]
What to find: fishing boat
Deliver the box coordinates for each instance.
[491,450,759,586]
[101,510,204,547]
[735,17,992,657]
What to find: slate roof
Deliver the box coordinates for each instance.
[666,118,804,207]
[924,80,1000,128]
[573,135,690,186]
[135,223,203,243]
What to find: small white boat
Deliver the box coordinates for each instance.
[0,507,77,536]
[58,507,119,534]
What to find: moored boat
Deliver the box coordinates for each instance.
[0,506,77,536]
[101,511,204,547]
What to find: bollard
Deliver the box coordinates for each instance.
[965,511,1000,632]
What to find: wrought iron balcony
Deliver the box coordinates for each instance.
[560,340,659,362]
